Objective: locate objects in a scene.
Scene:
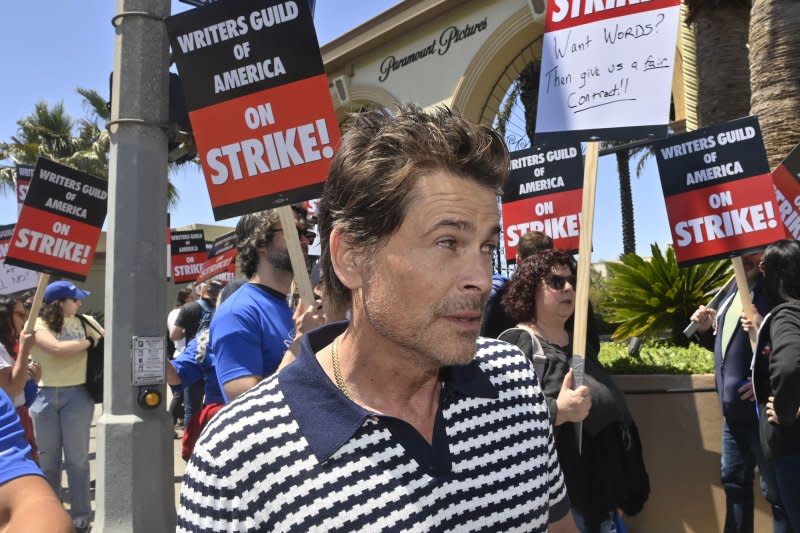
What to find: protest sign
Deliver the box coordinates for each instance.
[197,231,237,283]
[15,165,33,215]
[166,0,340,220]
[171,229,208,283]
[502,144,584,260]
[4,158,107,281]
[772,143,800,240]
[655,116,785,265]
[0,224,38,295]
[535,0,680,143]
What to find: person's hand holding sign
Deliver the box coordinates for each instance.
[739,305,762,333]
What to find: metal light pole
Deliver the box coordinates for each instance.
[95,0,175,530]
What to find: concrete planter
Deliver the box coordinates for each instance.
[612,374,771,533]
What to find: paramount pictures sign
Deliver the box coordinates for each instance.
[378,17,488,82]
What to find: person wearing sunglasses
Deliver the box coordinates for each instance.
[500,249,649,533]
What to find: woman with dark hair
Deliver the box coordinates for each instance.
[0,294,41,459]
[500,250,649,533]
[752,239,800,529]
[28,281,103,533]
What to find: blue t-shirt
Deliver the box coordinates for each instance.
[171,337,224,406]
[211,283,294,402]
[0,389,42,485]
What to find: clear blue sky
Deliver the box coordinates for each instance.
[0,0,672,262]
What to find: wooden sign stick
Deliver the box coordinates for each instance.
[731,256,757,349]
[277,205,315,306]
[23,273,50,335]
[572,141,600,452]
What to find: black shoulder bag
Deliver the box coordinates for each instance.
[78,315,104,403]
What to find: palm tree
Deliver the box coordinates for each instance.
[604,243,731,346]
[1,89,181,206]
[682,0,751,130]
[0,101,78,190]
[749,0,800,169]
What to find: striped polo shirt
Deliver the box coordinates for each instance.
[178,322,569,532]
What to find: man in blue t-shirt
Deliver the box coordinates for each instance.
[0,388,72,532]
[212,206,319,402]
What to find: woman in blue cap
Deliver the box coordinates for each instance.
[28,280,103,533]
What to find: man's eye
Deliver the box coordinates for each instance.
[481,243,498,255]
[437,238,457,249]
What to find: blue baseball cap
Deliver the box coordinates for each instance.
[44,281,91,304]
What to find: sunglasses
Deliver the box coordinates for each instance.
[545,273,576,291]
[273,227,317,242]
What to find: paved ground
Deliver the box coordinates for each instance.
[63,402,186,522]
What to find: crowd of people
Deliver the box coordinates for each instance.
[1,105,798,532]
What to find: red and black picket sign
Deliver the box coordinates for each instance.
[655,116,785,265]
[15,165,33,213]
[166,0,340,220]
[502,145,584,261]
[197,231,237,283]
[171,229,208,283]
[5,158,107,281]
[772,143,800,240]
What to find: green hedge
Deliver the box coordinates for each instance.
[598,341,714,375]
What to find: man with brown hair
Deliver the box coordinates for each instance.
[179,105,576,532]
[211,205,317,401]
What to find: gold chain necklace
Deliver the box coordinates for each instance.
[331,336,352,399]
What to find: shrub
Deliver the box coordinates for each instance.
[598,340,714,374]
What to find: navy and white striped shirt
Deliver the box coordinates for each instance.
[178,322,569,532]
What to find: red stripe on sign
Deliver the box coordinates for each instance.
[197,249,236,283]
[172,251,208,284]
[6,206,101,279]
[546,0,679,32]
[664,174,787,265]
[191,74,339,217]
[502,188,583,261]
[772,163,800,240]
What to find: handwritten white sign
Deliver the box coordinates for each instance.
[535,0,681,143]
[0,224,39,295]
[0,264,38,296]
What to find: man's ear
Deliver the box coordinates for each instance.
[329,228,367,291]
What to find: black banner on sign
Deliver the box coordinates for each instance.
[166,0,322,111]
[655,116,770,197]
[504,145,583,202]
[170,230,207,255]
[207,231,237,258]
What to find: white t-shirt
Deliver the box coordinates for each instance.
[0,345,24,407]
[168,307,186,357]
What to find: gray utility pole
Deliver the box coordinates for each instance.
[95,0,175,530]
